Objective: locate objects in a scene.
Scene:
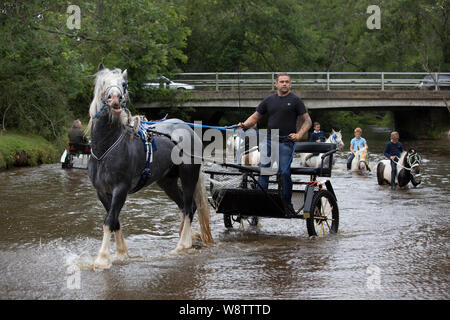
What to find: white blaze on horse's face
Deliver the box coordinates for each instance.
[331,130,344,150]
[89,66,131,129]
[101,69,128,114]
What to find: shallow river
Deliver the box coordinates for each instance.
[0,130,449,300]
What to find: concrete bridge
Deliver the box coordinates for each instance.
[135,90,450,110]
[135,89,450,139]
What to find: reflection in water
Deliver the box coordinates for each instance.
[0,134,449,299]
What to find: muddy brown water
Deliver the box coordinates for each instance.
[0,130,449,300]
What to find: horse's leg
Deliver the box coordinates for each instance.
[397,169,409,188]
[157,176,185,235]
[113,227,129,261]
[171,165,200,253]
[93,191,112,269]
[94,185,128,268]
[94,225,112,269]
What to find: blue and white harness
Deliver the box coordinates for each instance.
[91,105,160,194]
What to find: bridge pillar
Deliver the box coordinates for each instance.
[393,108,450,139]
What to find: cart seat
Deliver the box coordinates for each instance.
[291,167,331,176]
[292,142,337,177]
[68,143,91,154]
[294,142,336,153]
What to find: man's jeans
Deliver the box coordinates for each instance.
[258,139,295,205]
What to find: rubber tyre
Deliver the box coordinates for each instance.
[224,214,258,229]
[306,190,339,237]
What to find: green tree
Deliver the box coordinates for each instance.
[0,0,190,140]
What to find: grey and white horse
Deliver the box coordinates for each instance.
[226,133,260,166]
[350,146,370,172]
[88,63,213,268]
[299,130,344,167]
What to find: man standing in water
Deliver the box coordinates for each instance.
[238,73,312,216]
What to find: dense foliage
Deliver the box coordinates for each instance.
[0,0,448,140]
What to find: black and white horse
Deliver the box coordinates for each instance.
[87,64,214,268]
[376,148,421,188]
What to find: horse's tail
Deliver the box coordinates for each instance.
[194,168,215,245]
[376,162,385,185]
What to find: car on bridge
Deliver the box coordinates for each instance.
[142,75,195,90]
[418,74,450,90]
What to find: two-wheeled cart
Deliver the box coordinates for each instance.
[204,142,339,237]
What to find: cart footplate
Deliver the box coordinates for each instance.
[212,188,304,219]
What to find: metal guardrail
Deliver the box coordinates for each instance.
[173,72,450,91]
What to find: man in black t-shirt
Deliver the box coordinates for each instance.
[238,73,312,216]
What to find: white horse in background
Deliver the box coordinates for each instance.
[226,133,260,166]
[350,146,370,172]
[299,130,344,167]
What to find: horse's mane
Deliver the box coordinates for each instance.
[398,151,408,168]
[86,67,140,135]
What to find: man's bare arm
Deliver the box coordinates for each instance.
[239,112,262,130]
[288,113,312,141]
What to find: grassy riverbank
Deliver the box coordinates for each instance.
[0,132,61,170]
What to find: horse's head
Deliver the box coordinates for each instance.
[226,133,243,156]
[356,146,369,170]
[89,63,130,126]
[406,148,421,174]
[330,129,344,150]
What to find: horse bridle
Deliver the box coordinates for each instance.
[407,152,421,169]
[393,151,421,171]
[330,133,342,146]
[101,81,128,106]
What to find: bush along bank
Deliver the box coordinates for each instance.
[0,132,61,170]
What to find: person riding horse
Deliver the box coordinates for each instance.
[384,131,421,189]
[309,122,326,143]
[347,127,368,170]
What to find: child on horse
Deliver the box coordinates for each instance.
[347,127,368,170]
[309,122,326,143]
[384,131,421,189]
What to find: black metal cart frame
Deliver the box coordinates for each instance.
[204,142,339,237]
[61,143,91,169]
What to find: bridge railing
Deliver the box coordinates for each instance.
[173,72,450,91]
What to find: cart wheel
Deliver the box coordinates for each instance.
[224,214,233,229]
[62,154,73,169]
[306,190,339,237]
[224,214,259,229]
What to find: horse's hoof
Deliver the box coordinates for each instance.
[169,244,191,255]
[169,248,183,255]
[191,231,202,241]
[113,252,129,262]
[94,254,111,269]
